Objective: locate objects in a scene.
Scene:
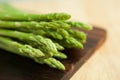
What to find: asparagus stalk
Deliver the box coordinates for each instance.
[42,28,69,40]
[68,29,87,43]
[55,37,84,48]
[0,4,71,21]
[35,58,65,70]
[0,21,70,30]
[45,30,63,40]
[16,28,67,40]
[53,52,67,59]
[65,21,93,30]
[54,42,64,50]
[0,20,92,31]
[0,36,45,58]
[0,12,71,21]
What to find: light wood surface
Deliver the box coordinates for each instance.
[11,0,120,80]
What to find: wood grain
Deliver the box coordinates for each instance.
[0,27,106,80]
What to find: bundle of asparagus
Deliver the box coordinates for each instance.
[0,4,92,70]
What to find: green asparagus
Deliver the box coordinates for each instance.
[0,36,45,58]
[0,3,93,70]
[65,21,93,30]
[35,58,65,70]
[0,13,71,21]
[68,29,87,43]
[54,42,64,50]
[0,4,70,21]
[55,37,84,48]
[0,21,70,30]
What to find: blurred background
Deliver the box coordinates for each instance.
[0,0,120,80]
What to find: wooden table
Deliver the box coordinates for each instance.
[10,0,120,80]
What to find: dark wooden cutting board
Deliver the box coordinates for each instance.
[0,27,106,80]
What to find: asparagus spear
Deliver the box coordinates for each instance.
[45,30,63,40]
[42,28,69,40]
[0,12,71,21]
[55,37,83,48]
[0,4,71,21]
[0,20,92,31]
[0,36,45,58]
[0,21,70,30]
[35,58,65,70]
[54,42,64,50]
[16,28,67,40]
[25,29,63,40]
[53,52,67,59]
[65,21,93,30]
[68,29,87,43]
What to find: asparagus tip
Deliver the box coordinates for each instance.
[20,45,45,58]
